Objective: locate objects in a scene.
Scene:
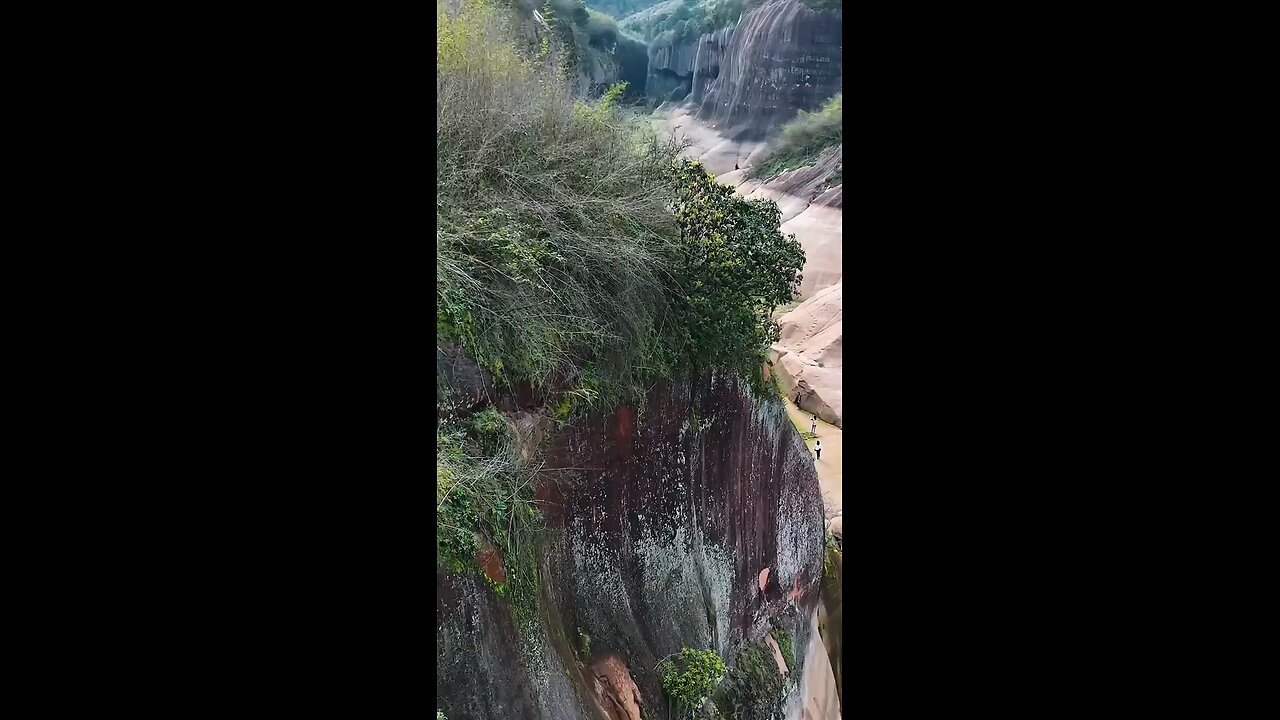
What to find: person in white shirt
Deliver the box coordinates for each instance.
[814,439,822,461]
[810,415,818,435]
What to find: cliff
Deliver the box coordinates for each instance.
[647,0,841,140]
[436,372,828,719]
[646,24,735,103]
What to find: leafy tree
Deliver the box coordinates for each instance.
[666,160,805,379]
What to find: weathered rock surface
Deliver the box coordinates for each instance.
[780,184,842,300]
[736,146,841,224]
[771,282,843,427]
[437,374,827,719]
[655,104,771,176]
[695,0,840,139]
[648,0,841,142]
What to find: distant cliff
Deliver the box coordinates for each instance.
[646,0,841,138]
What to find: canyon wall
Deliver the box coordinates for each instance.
[437,372,829,719]
[647,0,841,140]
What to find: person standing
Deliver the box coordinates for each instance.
[814,439,822,461]
[810,415,818,435]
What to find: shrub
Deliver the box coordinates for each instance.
[658,648,726,712]
[666,160,805,381]
[439,0,686,402]
[435,411,539,582]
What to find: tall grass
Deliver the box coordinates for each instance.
[438,0,685,401]
[748,92,842,179]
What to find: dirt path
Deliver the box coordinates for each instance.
[783,396,842,519]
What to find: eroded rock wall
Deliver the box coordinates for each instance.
[648,0,841,139]
[647,25,736,104]
[437,373,827,719]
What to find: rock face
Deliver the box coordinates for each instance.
[778,183,841,300]
[770,282,843,427]
[695,0,841,139]
[648,0,841,141]
[647,25,737,104]
[436,373,829,719]
[735,146,841,226]
[816,545,843,716]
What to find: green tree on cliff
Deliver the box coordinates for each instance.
[667,159,805,380]
[659,647,726,717]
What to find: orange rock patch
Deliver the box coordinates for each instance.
[764,634,790,677]
[475,538,506,585]
[591,655,644,720]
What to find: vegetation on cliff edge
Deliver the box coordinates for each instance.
[437,0,802,584]
[438,0,802,405]
[712,642,786,717]
[497,0,648,97]
[658,647,726,717]
[748,92,842,180]
[618,0,841,44]
[622,0,747,43]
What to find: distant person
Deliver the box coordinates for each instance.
[795,391,802,405]
[735,163,740,170]
[810,415,818,435]
[814,439,822,461]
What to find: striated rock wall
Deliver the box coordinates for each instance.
[648,0,841,140]
[733,145,842,226]
[437,373,827,719]
[647,25,736,104]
